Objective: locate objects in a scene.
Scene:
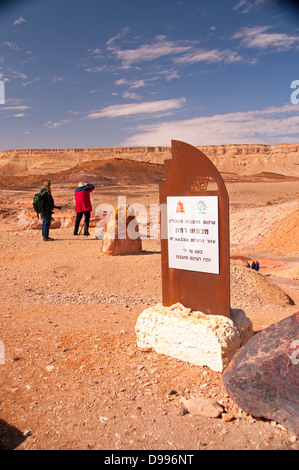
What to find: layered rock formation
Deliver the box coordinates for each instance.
[0,143,298,177]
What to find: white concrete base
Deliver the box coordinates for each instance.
[135,303,253,372]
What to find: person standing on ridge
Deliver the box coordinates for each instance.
[39,180,61,241]
[73,182,94,236]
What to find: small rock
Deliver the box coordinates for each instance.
[179,407,189,416]
[99,416,108,423]
[181,397,223,418]
[222,413,235,422]
[167,388,178,396]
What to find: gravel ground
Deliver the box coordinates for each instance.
[0,228,298,451]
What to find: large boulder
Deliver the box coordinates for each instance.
[135,303,253,372]
[101,203,142,255]
[223,312,299,436]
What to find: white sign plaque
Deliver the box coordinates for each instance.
[167,196,219,274]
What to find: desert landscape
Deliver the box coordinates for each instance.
[0,143,298,450]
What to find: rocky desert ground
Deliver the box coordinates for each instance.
[0,143,298,451]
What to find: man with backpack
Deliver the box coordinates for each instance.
[73,182,94,236]
[34,180,61,241]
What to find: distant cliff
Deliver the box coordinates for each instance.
[0,143,298,177]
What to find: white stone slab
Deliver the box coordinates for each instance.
[135,303,253,372]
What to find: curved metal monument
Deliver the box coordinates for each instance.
[160,140,230,317]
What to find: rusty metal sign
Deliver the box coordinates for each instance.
[160,140,230,317]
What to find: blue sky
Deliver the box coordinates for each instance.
[0,0,298,150]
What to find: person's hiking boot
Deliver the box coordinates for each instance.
[43,237,54,241]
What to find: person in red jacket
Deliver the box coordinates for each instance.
[73,182,94,236]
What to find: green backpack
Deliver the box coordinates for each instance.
[33,190,47,217]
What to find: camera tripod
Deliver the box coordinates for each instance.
[78,221,86,235]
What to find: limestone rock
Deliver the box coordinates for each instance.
[181,397,223,418]
[29,219,62,230]
[135,303,253,372]
[223,312,299,436]
[101,203,142,256]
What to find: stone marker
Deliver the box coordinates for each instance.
[135,140,253,371]
[223,312,299,436]
[101,203,142,255]
[160,140,230,317]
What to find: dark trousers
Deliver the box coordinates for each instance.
[41,212,52,239]
[74,211,91,235]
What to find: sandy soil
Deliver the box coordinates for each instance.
[0,163,298,451]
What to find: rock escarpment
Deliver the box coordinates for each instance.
[0,143,298,177]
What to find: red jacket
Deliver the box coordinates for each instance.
[75,184,94,213]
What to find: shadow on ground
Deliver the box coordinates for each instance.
[0,419,27,450]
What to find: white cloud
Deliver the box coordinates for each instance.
[86,32,244,79]
[233,0,277,15]
[122,91,142,100]
[107,34,243,70]
[110,36,194,68]
[44,119,71,129]
[85,64,116,73]
[130,80,147,89]
[159,70,180,81]
[0,103,30,118]
[52,76,64,83]
[2,41,19,51]
[233,26,299,50]
[21,77,41,87]
[86,98,186,119]
[0,105,29,111]
[1,65,28,82]
[106,27,130,47]
[115,78,157,89]
[175,48,242,64]
[233,0,253,14]
[13,17,26,25]
[86,48,103,59]
[0,73,9,83]
[115,79,128,86]
[121,104,299,146]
